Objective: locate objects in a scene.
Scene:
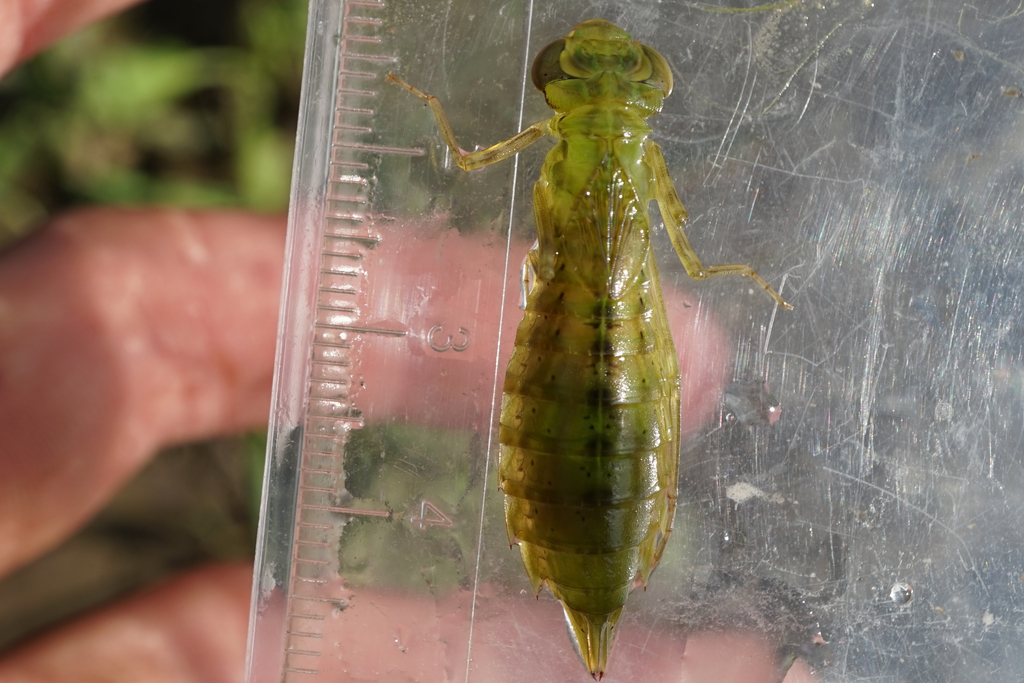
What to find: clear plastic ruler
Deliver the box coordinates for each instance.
[246,0,1024,681]
[244,1,431,680]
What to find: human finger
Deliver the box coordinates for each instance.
[0,208,284,578]
[0,562,251,682]
[0,0,144,78]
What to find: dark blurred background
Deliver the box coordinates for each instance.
[0,0,304,247]
[0,0,306,651]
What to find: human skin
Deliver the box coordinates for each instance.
[0,209,814,683]
[0,3,815,681]
[0,208,282,682]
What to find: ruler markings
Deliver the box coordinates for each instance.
[286,630,323,639]
[336,105,374,115]
[300,448,345,460]
[340,51,395,63]
[299,486,335,494]
[333,141,423,155]
[309,342,354,352]
[280,3,394,676]
[330,173,369,184]
[302,504,391,517]
[342,35,381,44]
[325,196,369,205]
[314,323,407,336]
[291,596,341,604]
[319,233,379,247]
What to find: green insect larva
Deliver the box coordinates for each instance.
[389,19,790,678]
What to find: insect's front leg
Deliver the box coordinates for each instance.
[386,73,550,171]
[645,140,793,310]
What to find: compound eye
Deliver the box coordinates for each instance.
[531,38,569,91]
[641,45,673,96]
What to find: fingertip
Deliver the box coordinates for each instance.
[0,562,253,683]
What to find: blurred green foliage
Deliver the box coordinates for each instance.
[337,422,490,594]
[0,0,308,249]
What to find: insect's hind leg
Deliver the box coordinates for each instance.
[694,263,793,309]
[519,244,539,310]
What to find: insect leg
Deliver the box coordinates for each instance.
[519,243,538,310]
[387,73,551,171]
[531,178,557,281]
[645,140,793,309]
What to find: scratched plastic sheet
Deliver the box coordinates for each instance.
[244,1,1024,682]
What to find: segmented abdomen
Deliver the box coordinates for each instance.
[498,241,680,667]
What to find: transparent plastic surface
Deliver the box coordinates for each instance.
[246,1,1024,681]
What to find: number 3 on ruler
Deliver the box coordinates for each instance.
[427,323,469,352]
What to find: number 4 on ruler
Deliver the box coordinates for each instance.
[410,499,452,529]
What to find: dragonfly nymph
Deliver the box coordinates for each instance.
[389,18,791,678]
